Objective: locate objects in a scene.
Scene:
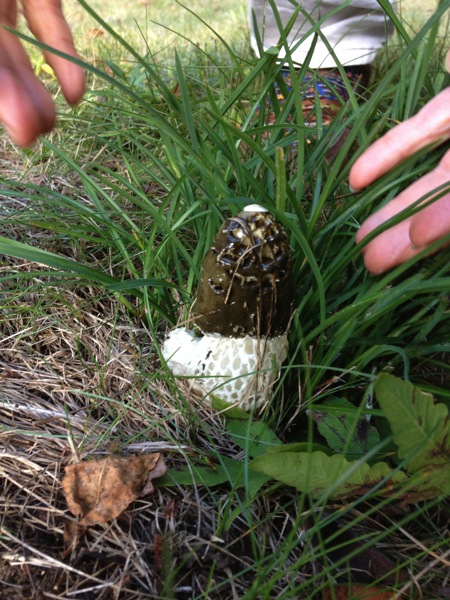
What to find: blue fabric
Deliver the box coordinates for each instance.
[273,67,364,104]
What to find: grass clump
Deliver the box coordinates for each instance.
[1,1,450,598]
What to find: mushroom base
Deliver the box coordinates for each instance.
[162,327,288,412]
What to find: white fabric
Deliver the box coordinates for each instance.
[249,0,395,68]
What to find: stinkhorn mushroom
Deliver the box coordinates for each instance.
[162,204,293,412]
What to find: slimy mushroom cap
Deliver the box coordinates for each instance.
[193,205,293,337]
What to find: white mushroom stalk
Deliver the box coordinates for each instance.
[162,205,294,412]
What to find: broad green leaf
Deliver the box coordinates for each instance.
[156,463,230,488]
[226,418,282,458]
[250,450,406,500]
[211,396,251,419]
[375,373,450,473]
[408,465,450,500]
[156,455,269,496]
[261,442,330,454]
[313,398,380,459]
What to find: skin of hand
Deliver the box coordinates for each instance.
[0,0,85,146]
[349,50,450,274]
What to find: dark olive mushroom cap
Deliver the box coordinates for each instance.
[193,205,293,337]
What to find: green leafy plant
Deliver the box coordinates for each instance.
[376,373,450,499]
[159,373,450,506]
[313,397,381,459]
[251,373,450,502]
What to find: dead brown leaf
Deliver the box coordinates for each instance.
[62,453,166,526]
[62,520,85,556]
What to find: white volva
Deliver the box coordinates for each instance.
[162,327,288,411]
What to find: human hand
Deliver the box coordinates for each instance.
[0,0,85,146]
[349,52,450,274]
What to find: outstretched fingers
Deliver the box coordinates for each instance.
[0,21,55,145]
[0,0,85,145]
[22,0,85,105]
[356,150,450,273]
[349,87,450,191]
[407,150,450,247]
